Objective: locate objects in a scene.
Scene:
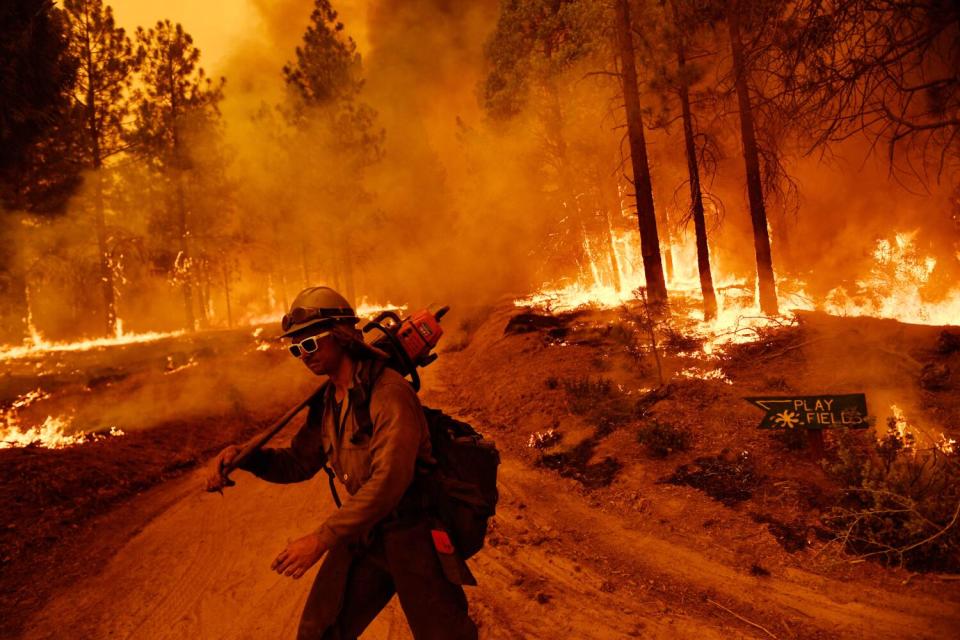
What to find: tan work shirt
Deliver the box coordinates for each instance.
[240,362,433,549]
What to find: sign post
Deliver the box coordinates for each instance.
[745,394,869,459]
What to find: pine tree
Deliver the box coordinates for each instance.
[663,0,719,319]
[282,1,383,303]
[0,0,81,214]
[615,0,669,309]
[725,0,778,314]
[131,20,223,331]
[62,0,136,336]
[0,0,80,342]
[482,0,610,286]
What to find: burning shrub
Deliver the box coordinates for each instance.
[822,419,960,572]
[636,420,691,458]
[528,429,562,449]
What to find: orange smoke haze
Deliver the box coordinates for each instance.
[6,0,960,346]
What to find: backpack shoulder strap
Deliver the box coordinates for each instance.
[311,380,343,509]
[349,359,388,444]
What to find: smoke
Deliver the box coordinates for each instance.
[4,0,959,347]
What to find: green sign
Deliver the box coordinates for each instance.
[745,394,869,430]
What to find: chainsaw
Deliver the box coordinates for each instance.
[363,306,449,392]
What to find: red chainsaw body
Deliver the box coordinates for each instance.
[396,310,444,364]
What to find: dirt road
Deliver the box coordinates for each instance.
[20,435,960,640]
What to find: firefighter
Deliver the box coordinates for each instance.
[207,286,478,640]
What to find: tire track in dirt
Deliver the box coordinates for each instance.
[486,456,960,640]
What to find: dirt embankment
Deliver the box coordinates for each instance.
[3,304,960,639]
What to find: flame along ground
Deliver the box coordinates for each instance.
[0,389,125,450]
[0,299,407,449]
[515,229,959,355]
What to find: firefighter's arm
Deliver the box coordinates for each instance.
[315,382,424,548]
[237,407,328,484]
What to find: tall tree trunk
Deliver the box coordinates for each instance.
[674,1,718,320]
[594,171,623,292]
[727,1,778,314]
[343,233,356,306]
[615,0,669,308]
[197,260,210,329]
[2,270,29,344]
[659,201,675,283]
[175,174,196,331]
[278,269,289,310]
[84,17,117,338]
[222,263,233,328]
[169,55,195,331]
[330,247,343,292]
[300,238,311,287]
[93,172,118,335]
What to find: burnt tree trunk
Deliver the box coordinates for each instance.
[343,233,356,306]
[615,0,668,308]
[594,171,623,293]
[175,174,196,331]
[674,2,718,320]
[83,27,117,337]
[197,261,211,329]
[92,172,117,335]
[169,56,195,332]
[727,1,778,315]
[222,262,233,328]
[659,202,675,283]
[278,269,289,310]
[300,238,311,287]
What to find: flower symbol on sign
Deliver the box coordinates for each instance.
[773,410,801,429]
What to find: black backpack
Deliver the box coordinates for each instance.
[420,406,500,559]
[324,364,500,560]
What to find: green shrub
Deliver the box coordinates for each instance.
[822,421,960,572]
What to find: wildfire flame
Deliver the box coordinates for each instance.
[516,230,958,342]
[885,404,957,455]
[0,389,124,449]
[823,233,960,326]
[516,228,813,356]
[0,327,184,362]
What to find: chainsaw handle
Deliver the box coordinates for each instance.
[362,319,421,392]
[371,310,402,327]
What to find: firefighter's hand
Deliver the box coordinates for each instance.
[272,533,328,579]
[205,445,240,493]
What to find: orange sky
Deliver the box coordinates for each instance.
[107,0,370,74]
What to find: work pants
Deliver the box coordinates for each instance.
[297,519,478,640]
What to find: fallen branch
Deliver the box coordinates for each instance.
[707,598,779,640]
[759,337,829,362]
